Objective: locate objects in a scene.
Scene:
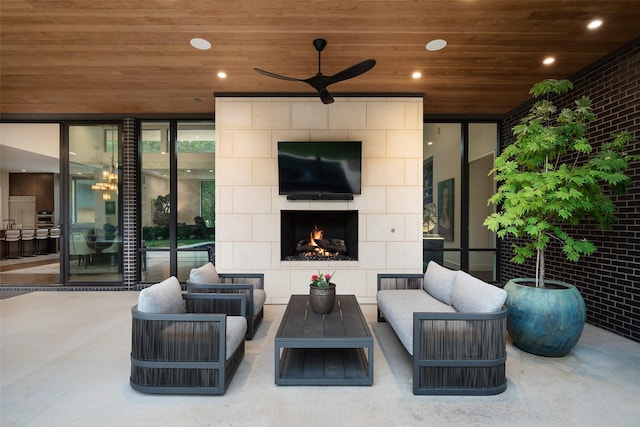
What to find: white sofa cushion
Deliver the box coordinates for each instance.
[138,276,185,314]
[189,262,220,284]
[225,316,247,359]
[451,271,507,313]
[423,261,457,305]
[377,289,457,355]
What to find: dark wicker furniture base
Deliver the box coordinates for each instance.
[275,294,373,386]
[130,293,246,395]
[378,273,507,395]
[187,273,265,340]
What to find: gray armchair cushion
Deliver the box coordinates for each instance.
[423,260,457,305]
[225,316,247,359]
[189,262,221,284]
[253,289,266,316]
[138,276,185,314]
[160,315,247,360]
[451,271,507,313]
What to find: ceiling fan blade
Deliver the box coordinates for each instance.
[318,88,334,104]
[327,59,376,84]
[254,68,304,82]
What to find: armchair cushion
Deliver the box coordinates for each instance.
[253,289,267,316]
[189,262,220,284]
[226,316,248,359]
[138,276,185,314]
[451,271,507,313]
[160,315,246,360]
[423,260,457,305]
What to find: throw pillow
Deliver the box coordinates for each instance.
[423,260,457,305]
[189,262,220,284]
[137,276,185,314]
[450,271,507,313]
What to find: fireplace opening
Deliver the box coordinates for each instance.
[281,210,358,261]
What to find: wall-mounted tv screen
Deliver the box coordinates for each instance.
[278,141,362,200]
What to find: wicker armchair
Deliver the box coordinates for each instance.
[187,263,265,340]
[378,273,507,395]
[130,292,247,395]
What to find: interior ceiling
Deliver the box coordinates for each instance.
[1,1,639,117]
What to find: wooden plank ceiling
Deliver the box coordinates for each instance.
[1,0,639,116]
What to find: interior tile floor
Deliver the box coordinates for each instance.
[1,291,639,427]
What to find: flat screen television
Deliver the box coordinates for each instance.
[278,141,362,200]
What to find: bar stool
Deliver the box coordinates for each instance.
[5,229,21,259]
[20,229,36,257]
[35,228,50,255]
[49,227,61,253]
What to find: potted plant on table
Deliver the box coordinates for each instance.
[309,271,336,314]
[484,79,638,357]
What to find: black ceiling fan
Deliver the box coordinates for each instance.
[254,38,376,104]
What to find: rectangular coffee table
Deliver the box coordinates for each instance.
[275,294,373,386]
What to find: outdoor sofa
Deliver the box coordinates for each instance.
[376,261,508,395]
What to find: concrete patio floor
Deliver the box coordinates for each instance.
[1,291,639,427]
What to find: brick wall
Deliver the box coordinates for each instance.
[500,41,640,342]
[121,118,138,288]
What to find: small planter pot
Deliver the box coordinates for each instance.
[505,278,586,357]
[309,283,336,314]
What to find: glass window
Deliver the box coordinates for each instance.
[424,123,461,270]
[468,123,498,280]
[423,121,499,276]
[140,120,215,282]
[67,124,121,283]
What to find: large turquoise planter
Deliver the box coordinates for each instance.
[504,278,586,357]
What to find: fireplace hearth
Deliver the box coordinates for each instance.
[281,210,358,261]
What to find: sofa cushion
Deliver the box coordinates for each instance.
[423,261,457,305]
[138,276,185,314]
[226,316,247,359]
[189,262,220,284]
[450,271,507,313]
[377,289,456,355]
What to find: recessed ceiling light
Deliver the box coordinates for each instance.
[217,71,227,78]
[587,19,603,30]
[427,141,433,146]
[543,56,555,65]
[412,71,422,79]
[190,38,212,50]
[426,39,447,51]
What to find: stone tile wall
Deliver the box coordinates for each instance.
[215,96,424,304]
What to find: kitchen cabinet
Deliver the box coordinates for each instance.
[9,173,55,213]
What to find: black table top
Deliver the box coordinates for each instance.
[276,294,371,340]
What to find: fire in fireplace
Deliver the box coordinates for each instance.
[281,210,358,261]
[296,225,347,257]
